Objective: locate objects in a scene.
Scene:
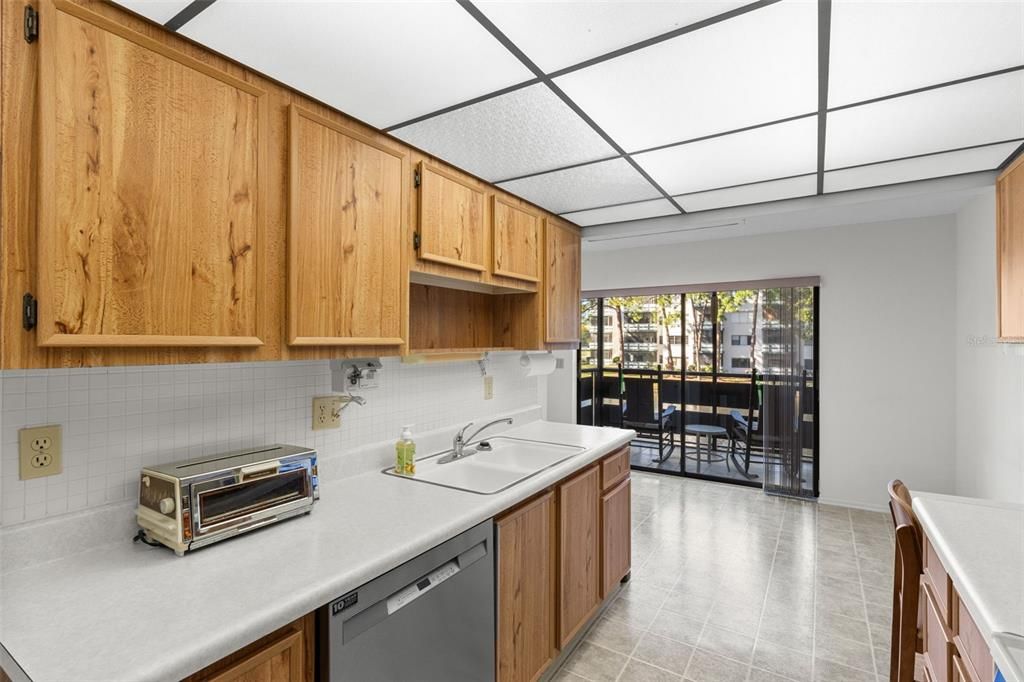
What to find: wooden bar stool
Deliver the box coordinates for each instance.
[887,480,923,682]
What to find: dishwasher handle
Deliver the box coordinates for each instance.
[338,539,489,645]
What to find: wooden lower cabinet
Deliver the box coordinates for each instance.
[184,614,313,682]
[557,465,602,648]
[602,477,631,598]
[496,492,556,682]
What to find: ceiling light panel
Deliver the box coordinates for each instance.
[180,1,534,129]
[677,175,817,212]
[829,0,1024,107]
[824,141,1020,193]
[391,84,616,182]
[553,0,818,151]
[498,159,663,214]
[826,71,1024,169]
[475,0,748,73]
[561,198,678,227]
[112,1,191,24]
[634,117,818,196]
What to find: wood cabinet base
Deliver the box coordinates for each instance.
[183,614,314,682]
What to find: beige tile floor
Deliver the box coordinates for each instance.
[553,472,896,682]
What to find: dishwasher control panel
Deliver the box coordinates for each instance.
[386,560,460,615]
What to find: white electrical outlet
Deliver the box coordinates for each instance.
[19,425,63,480]
[312,396,343,430]
[483,375,494,400]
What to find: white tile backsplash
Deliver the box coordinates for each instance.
[0,354,541,528]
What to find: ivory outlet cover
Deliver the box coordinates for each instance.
[483,375,494,400]
[312,396,343,430]
[19,424,63,480]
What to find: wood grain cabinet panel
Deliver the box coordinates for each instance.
[601,477,631,599]
[287,106,406,347]
[557,465,601,648]
[185,614,313,682]
[924,581,953,682]
[997,151,1024,340]
[492,196,541,283]
[544,219,581,345]
[496,492,556,682]
[37,0,267,348]
[416,162,487,273]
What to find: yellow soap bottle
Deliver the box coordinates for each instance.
[396,425,416,476]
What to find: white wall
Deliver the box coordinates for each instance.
[0,354,541,527]
[582,215,959,510]
[954,191,1024,504]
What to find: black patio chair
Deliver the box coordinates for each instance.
[621,369,677,461]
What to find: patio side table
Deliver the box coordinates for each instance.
[684,425,729,473]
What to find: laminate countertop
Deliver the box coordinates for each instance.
[0,421,634,682]
[912,492,1024,682]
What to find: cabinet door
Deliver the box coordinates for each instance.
[288,106,406,346]
[496,492,556,682]
[544,219,581,344]
[557,465,601,648]
[602,478,631,598]
[997,152,1024,340]
[416,162,487,273]
[493,196,541,283]
[37,0,266,348]
[207,630,304,682]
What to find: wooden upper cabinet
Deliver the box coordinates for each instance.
[557,465,601,648]
[544,219,582,345]
[416,162,488,273]
[36,0,267,348]
[288,106,406,347]
[997,151,1024,341]
[492,197,542,283]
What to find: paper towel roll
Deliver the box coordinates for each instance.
[521,352,557,377]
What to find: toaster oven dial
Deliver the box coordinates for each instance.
[158,497,176,515]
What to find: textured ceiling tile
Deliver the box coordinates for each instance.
[111,0,192,24]
[553,0,818,151]
[677,175,818,212]
[829,0,1024,107]
[498,158,662,214]
[476,0,748,72]
[181,0,534,128]
[826,71,1024,169]
[824,141,1021,193]
[561,198,678,227]
[391,84,616,182]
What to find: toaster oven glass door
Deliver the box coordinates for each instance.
[196,469,310,532]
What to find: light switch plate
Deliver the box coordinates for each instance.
[483,375,494,400]
[19,424,63,480]
[312,396,343,430]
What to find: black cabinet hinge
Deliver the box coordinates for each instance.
[413,169,421,188]
[24,5,39,43]
[413,232,421,250]
[22,293,38,330]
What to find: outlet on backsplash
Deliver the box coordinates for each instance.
[19,425,63,480]
[312,396,343,430]
[483,375,494,400]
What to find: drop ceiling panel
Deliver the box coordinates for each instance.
[391,84,616,182]
[634,117,818,196]
[826,71,1024,170]
[553,0,818,151]
[829,0,1024,107]
[561,198,678,227]
[498,159,662,214]
[677,175,818,212]
[112,0,191,24]
[180,1,534,128]
[824,141,1020,193]
[475,1,748,73]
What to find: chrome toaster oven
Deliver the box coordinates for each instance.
[136,445,319,555]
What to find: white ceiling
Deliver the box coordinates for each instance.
[116,0,1024,229]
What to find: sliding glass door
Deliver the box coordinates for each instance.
[577,283,819,497]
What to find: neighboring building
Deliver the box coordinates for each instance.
[584,296,814,374]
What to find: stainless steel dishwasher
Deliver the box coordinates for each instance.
[319,520,495,681]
